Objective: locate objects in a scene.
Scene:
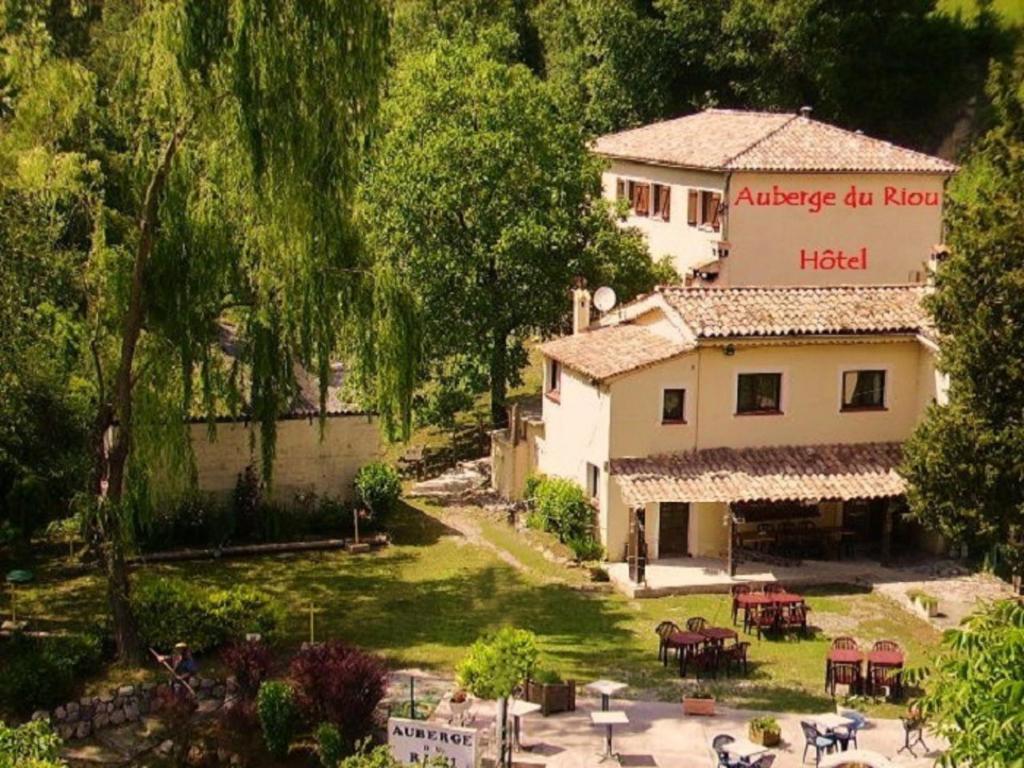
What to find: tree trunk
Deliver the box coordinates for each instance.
[490,325,509,429]
[89,123,189,664]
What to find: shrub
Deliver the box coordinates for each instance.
[221,639,272,699]
[289,641,388,746]
[232,464,262,539]
[314,722,344,768]
[257,681,298,760]
[354,462,401,520]
[0,633,102,716]
[525,475,603,558]
[0,719,64,768]
[132,577,281,653]
[457,627,539,700]
[531,667,563,685]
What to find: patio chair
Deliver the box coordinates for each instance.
[783,603,809,635]
[686,616,708,632]
[837,709,868,749]
[872,639,900,652]
[869,662,904,700]
[828,661,862,697]
[685,642,720,680]
[754,607,779,639]
[764,583,786,594]
[750,755,776,768]
[830,636,858,651]
[721,641,750,676]
[710,734,743,768]
[730,584,750,625]
[655,621,681,663]
[800,720,837,766]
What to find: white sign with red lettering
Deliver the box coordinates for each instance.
[387,717,479,768]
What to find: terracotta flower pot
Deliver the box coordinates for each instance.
[682,697,715,716]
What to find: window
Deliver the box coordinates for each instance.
[628,180,651,217]
[546,359,561,402]
[615,177,626,200]
[586,462,600,500]
[652,183,671,221]
[842,370,886,410]
[700,190,722,231]
[687,189,699,226]
[662,388,686,423]
[737,373,783,415]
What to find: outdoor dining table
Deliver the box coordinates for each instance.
[721,736,770,762]
[591,710,629,763]
[825,648,865,693]
[508,699,542,751]
[586,679,627,711]
[866,649,904,697]
[665,630,706,676]
[737,592,805,632]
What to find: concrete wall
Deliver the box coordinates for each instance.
[190,414,381,504]
[602,159,726,277]
[723,171,945,286]
[491,419,544,501]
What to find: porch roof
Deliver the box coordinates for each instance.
[609,442,905,507]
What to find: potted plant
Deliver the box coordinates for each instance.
[524,668,576,716]
[682,687,716,716]
[907,589,939,618]
[448,689,472,723]
[748,715,781,747]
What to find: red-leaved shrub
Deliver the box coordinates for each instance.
[288,641,387,744]
[222,639,272,700]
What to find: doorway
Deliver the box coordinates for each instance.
[659,502,690,557]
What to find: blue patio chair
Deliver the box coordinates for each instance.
[837,709,868,749]
[710,734,744,768]
[800,720,836,766]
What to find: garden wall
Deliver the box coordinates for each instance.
[190,413,382,504]
[31,676,231,741]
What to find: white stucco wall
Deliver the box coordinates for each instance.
[190,414,382,504]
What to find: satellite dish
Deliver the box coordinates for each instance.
[593,286,617,313]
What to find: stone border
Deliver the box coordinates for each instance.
[30,676,232,742]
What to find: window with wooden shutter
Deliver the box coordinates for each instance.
[687,190,698,226]
[653,184,671,221]
[634,183,651,217]
[616,178,625,200]
[710,192,722,231]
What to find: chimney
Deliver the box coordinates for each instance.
[572,286,592,335]
[799,105,812,118]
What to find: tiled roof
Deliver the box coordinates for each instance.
[593,109,955,174]
[610,443,905,506]
[659,284,931,339]
[540,324,693,382]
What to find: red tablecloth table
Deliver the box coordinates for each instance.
[666,631,706,677]
[825,648,864,694]
[737,593,805,632]
[700,627,738,645]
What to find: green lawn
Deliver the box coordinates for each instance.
[9,499,939,716]
[938,0,1024,25]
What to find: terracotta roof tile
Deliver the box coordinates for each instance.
[610,443,905,506]
[540,324,693,382]
[659,284,931,338]
[593,109,955,174]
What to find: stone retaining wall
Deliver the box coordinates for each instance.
[30,676,232,741]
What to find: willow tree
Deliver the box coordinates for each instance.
[0,0,388,661]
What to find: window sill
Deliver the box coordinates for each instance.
[735,410,783,417]
[661,419,688,426]
[545,391,561,404]
[840,405,888,413]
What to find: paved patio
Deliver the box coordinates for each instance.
[606,556,967,598]
[440,695,942,768]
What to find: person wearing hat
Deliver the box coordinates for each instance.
[171,642,199,677]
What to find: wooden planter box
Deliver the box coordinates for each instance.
[749,726,781,747]
[524,679,576,716]
[682,697,716,716]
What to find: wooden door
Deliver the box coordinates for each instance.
[659,502,690,557]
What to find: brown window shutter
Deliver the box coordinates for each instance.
[687,190,698,225]
[661,186,671,221]
[616,178,625,199]
[711,192,722,231]
[637,184,650,216]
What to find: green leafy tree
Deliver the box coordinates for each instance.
[361,35,666,433]
[902,45,1024,564]
[913,599,1024,766]
[0,0,388,661]
[457,627,539,768]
